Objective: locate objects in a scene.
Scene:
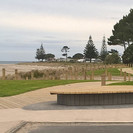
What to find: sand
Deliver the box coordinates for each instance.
[122,68,133,74]
[0,64,64,76]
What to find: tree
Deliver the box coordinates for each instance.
[108,49,118,54]
[67,56,72,59]
[45,53,55,61]
[61,46,70,62]
[84,36,98,62]
[100,36,108,61]
[35,48,41,61]
[35,44,45,61]
[105,53,121,64]
[73,53,84,60]
[108,9,133,50]
[122,44,133,64]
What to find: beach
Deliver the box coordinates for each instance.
[0,64,64,77]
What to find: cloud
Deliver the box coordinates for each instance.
[0,0,130,61]
[0,10,115,34]
[0,0,131,17]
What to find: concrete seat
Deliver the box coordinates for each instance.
[50,86,133,106]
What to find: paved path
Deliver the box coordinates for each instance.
[0,81,122,109]
[0,82,104,109]
[2,106,133,133]
[1,106,133,123]
[122,68,133,74]
[0,87,56,109]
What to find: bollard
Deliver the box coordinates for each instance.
[46,70,49,80]
[91,69,94,80]
[81,67,84,80]
[105,69,108,76]
[51,70,55,80]
[83,68,87,80]
[15,69,18,80]
[108,72,112,81]
[72,67,75,80]
[68,67,73,80]
[43,70,47,80]
[128,73,131,81]
[85,64,88,70]
[107,72,110,80]
[74,67,77,80]
[26,76,29,80]
[101,74,106,86]
[2,68,5,80]
[93,65,95,70]
[57,70,61,80]
[110,73,112,81]
[31,70,34,80]
[97,65,100,69]
[65,69,68,80]
[54,70,58,80]
[89,69,94,80]
[124,72,127,81]
[43,73,45,80]
[120,68,122,76]
[62,69,65,80]
[90,73,92,80]
[90,65,92,71]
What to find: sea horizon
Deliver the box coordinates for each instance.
[0,61,33,64]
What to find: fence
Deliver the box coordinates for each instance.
[0,64,132,82]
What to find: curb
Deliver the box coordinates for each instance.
[5,121,27,133]
[6,121,133,133]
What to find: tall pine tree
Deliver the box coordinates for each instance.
[100,36,108,61]
[35,44,45,61]
[84,36,98,62]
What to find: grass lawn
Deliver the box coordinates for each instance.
[0,80,97,97]
[87,68,121,76]
[109,81,133,86]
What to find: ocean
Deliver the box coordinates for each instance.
[0,61,31,64]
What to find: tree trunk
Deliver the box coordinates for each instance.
[66,54,67,62]
[127,41,130,47]
[123,43,126,50]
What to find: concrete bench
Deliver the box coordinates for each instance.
[50,86,133,106]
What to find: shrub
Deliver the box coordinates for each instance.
[122,44,133,64]
[105,53,121,64]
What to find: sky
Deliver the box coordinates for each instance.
[0,0,133,61]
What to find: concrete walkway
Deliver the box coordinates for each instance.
[2,105,133,132]
[0,81,126,109]
[0,81,133,133]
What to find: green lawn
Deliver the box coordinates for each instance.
[87,68,121,76]
[0,80,97,97]
[109,81,133,86]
